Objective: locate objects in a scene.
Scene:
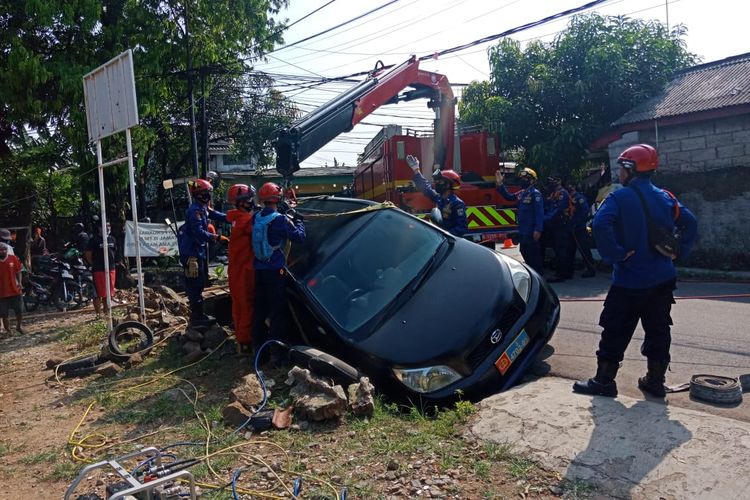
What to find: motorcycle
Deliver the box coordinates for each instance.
[25,256,83,312]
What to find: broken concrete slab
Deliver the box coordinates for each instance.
[286,366,348,421]
[347,377,375,417]
[222,401,253,428]
[95,362,122,378]
[469,377,750,500]
[231,374,265,409]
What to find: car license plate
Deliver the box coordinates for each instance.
[495,329,530,375]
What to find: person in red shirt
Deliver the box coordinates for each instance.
[226,184,257,355]
[0,243,24,335]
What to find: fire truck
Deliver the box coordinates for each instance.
[273,56,519,245]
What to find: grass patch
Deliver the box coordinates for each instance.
[57,320,108,349]
[562,478,597,498]
[21,450,58,465]
[0,442,10,457]
[49,460,81,481]
[507,456,535,479]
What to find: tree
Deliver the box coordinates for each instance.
[0,0,291,236]
[459,14,697,177]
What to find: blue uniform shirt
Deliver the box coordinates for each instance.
[178,201,226,264]
[544,186,570,224]
[593,177,698,289]
[496,184,544,236]
[413,172,468,237]
[571,191,590,229]
[253,207,306,271]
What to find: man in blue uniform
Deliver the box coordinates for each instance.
[178,179,228,326]
[567,183,596,278]
[544,175,573,282]
[495,168,544,273]
[573,144,698,398]
[406,155,468,237]
[252,182,306,359]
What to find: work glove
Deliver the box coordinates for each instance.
[406,155,420,174]
[286,209,304,224]
[185,256,199,278]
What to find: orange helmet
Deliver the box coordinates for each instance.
[434,169,461,189]
[258,182,283,203]
[227,184,255,205]
[188,178,213,195]
[618,144,658,173]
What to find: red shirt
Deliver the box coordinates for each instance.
[0,255,22,298]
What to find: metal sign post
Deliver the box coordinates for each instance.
[83,49,145,326]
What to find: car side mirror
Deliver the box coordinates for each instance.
[429,207,442,225]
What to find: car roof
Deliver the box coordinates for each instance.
[297,196,379,213]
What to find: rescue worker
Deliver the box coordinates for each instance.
[494,168,544,273]
[0,229,15,256]
[178,179,228,326]
[406,155,468,237]
[252,182,305,362]
[226,184,257,355]
[544,175,573,282]
[573,144,698,398]
[567,184,596,278]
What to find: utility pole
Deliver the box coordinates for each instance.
[665,0,670,32]
[185,0,200,178]
[200,68,208,178]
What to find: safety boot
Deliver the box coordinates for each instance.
[638,359,669,397]
[573,358,619,397]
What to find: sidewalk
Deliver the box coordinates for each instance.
[469,377,750,499]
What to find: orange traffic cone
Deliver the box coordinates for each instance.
[503,237,514,249]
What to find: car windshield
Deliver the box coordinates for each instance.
[302,208,446,333]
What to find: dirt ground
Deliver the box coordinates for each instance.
[0,307,575,500]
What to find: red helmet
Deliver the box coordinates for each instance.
[258,182,283,203]
[618,144,658,173]
[227,184,255,205]
[434,169,461,189]
[188,178,213,195]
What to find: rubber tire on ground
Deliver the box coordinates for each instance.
[690,374,743,405]
[108,321,154,361]
[56,355,101,376]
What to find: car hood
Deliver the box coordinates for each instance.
[353,239,518,370]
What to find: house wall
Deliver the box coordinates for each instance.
[605,115,750,269]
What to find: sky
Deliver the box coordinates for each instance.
[251,0,749,169]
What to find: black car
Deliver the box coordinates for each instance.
[280,197,560,404]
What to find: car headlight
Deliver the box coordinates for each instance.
[392,365,463,393]
[497,252,531,303]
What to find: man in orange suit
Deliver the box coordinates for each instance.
[226,184,257,355]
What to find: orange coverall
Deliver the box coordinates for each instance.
[226,209,255,345]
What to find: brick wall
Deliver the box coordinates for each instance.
[604,115,750,269]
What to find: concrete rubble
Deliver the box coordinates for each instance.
[469,377,750,500]
[286,366,349,422]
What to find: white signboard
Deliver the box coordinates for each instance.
[124,221,182,257]
[83,49,139,142]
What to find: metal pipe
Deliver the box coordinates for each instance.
[126,128,146,320]
[96,141,113,332]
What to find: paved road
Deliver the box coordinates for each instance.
[497,245,750,422]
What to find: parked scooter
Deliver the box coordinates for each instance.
[25,255,83,312]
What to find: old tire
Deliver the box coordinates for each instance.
[108,321,154,361]
[690,374,743,405]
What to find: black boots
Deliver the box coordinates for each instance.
[573,358,620,397]
[638,359,669,397]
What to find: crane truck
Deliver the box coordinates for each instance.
[273,56,519,245]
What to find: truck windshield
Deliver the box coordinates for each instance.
[304,209,446,333]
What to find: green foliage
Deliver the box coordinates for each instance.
[459,14,696,178]
[0,0,294,232]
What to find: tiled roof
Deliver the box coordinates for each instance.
[612,52,750,126]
